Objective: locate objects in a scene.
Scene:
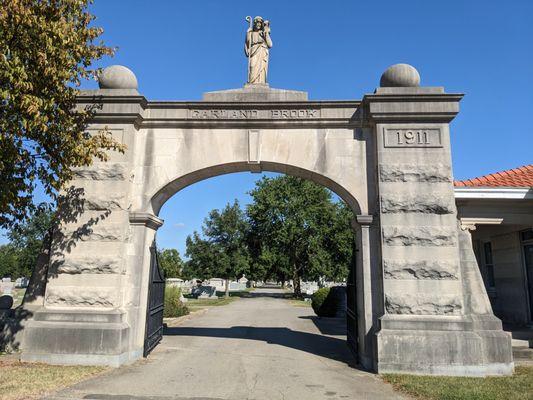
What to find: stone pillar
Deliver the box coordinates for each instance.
[127,213,164,351]
[21,66,147,366]
[366,64,513,376]
[351,214,382,370]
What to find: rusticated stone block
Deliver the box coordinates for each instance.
[72,163,127,180]
[56,257,122,274]
[385,294,462,315]
[383,259,459,280]
[63,225,125,242]
[45,288,117,307]
[379,164,452,183]
[381,194,454,214]
[382,226,457,246]
[84,195,127,211]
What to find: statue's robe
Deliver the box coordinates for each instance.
[245,31,270,84]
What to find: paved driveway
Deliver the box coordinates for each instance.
[46,288,406,400]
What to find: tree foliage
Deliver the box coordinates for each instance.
[0,244,20,279]
[184,200,250,297]
[158,248,183,279]
[0,203,53,278]
[0,0,122,228]
[247,176,354,297]
[181,177,354,297]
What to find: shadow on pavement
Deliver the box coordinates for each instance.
[298,315,346,336]
[164,325,361,369]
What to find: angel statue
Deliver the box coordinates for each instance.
[244,16,272,85]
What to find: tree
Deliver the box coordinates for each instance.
[246,176,354,297]
[0,244,19,278]
[183,232,220,280]
[185,200,250,297]
[8,203,54,278]
[0,203,53,278]
[322,202,355,282]
[0,0,123,229]
[158,248,183,279]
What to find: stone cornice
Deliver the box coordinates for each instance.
[362,93,464,123]
[351,214,374,230]
[129,212,164,230]
[76,90,464,127]
[76,93,147,128]
[76,93,363,128]
[460,217,503,231]
[77,94,148,105]
[356,214,374,226]
[454,187,533,200]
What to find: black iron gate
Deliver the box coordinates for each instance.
[143,241,165,357]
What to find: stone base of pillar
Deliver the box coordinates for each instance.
[20,308,139,367]
[376,314,514,376]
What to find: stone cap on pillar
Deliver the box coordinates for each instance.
[76,65,146,127]
[75,65,142,101]
[362,63,463,123]
[351,214,374,230]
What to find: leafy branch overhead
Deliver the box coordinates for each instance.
[0,0,124,228]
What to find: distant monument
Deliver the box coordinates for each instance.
[244,16,272,85]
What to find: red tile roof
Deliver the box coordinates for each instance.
[454,165,533,188]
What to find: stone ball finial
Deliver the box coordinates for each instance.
[380,63,420,87]
[98,65,138,89]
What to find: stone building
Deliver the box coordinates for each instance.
[455,165,533,326]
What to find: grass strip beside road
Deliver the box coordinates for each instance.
[11,288,26,308]
[382,365,533,400]
[0,360,106,400]
[288,299,312,307]
[185,296,239,311]
[183,288,256,311]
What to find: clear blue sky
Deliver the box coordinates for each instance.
[3,1,533,256]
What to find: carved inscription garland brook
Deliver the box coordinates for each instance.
[189,109,320,119]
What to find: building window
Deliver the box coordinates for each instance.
[483,242,496,289]
[520,229,533,243]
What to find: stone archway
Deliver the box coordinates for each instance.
[20,64,513,376]
[142,160,376,367]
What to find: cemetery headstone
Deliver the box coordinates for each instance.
[0,295,14,310]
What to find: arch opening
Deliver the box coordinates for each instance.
[149,162,363,218]
[145,164,365,366]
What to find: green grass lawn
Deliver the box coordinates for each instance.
[215,288,255,298]
[383,365,533,400]
[185,296,239,311]
[11,288,26,308]
[0,359,106,400]
[183,288,256,311]
[288,299,312,307]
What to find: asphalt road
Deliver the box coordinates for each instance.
[45,288,406,400]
